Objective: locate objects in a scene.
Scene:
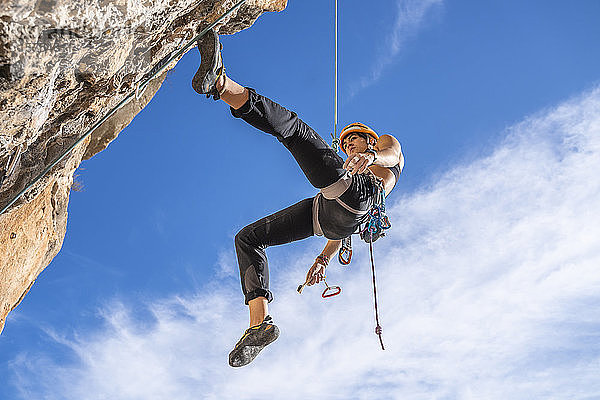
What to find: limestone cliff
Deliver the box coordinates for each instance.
[0,0,287,334]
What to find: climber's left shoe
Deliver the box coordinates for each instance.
[228,315,280,367]
[192,27,226,100]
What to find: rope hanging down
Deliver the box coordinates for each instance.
[328,0,388,346]
[364,176,390,350]
[369,235,385,350]
[0,0,248,216]
[337,174,390,350]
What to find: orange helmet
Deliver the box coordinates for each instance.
[339,122,379,154]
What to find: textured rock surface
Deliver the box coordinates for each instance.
[0,0,287,334]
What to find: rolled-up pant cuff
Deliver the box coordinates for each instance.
[245,288,274,305]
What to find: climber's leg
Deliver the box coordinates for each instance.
[216,75,249,109]
[225,84,346,190]
[192,30,346,189]
[234,197,314,307]
[229,197,313,368]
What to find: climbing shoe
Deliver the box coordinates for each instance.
[192,27,226,100]
[229,315,280,367]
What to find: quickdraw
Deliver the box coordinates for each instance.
[338,236,352,265]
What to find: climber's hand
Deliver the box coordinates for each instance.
[305,260,326,286]
[344,152,375,175]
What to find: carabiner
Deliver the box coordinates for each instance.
[298,278,342,299]
[338,247,352,265]
[380,215,391,229]
[135,80,147,100]
[338,236,352,265]
[322,283,342,298]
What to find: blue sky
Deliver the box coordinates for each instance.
[2,0,600,399]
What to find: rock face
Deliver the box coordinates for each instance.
[0,0,287,334]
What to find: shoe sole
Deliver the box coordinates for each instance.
[229,324,280,367]
[192,29,222,95]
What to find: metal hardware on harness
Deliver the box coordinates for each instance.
[338,236,352,265]
[360,175,391,243]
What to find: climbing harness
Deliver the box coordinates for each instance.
[0,0,248,216]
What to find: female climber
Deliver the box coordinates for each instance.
[192,29,404,367]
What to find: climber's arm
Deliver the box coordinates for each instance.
[373,134,403,169]
[305,240,341,286]
[344,134,403,175]
[321,239,342,260]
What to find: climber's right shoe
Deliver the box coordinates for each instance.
[228,315,280,367]
[192,27,225,100]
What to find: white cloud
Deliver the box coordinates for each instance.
[10,86,600,399]
[351,0,443,97]
[215,244,238,279]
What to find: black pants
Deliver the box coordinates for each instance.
[232,89,374,304]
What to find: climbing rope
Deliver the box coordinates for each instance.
[330,0,341,152]
[335,172,389,349]
[364,174,389,350]
[369,233,385,350]
[0,0,248,216]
